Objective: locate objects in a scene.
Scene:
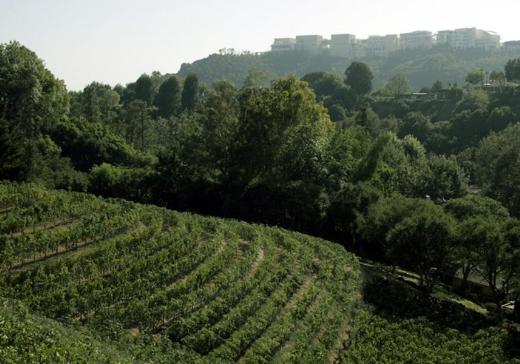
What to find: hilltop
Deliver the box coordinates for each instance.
[178,47,520,89]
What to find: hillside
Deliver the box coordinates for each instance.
[0,182,360,363]
[178,47,520,89]
[0,298,205,363]
[0,182,518,363]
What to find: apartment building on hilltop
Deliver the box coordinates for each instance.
[271,38,296,52]
[271,27,505,55]
[364,34,399,57]
[503,41,520,51]
[399,31,434,49]
[437,28,500,50]
[295,35,324,53]
[329,34,356,57]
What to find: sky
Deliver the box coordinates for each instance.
[1,0,519,90]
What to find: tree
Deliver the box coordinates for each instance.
[385,201,455,292]
[431,80,444,93]
[399,112,432,142]
[124,100,153,150]
[243,68,270,88]
[233,76,334,185]
[134,74,154,104]
[474,219,518,307]
[385,74,411,98]
[345,62,373,98]
[490,71,506,87]
[465,69,485,85]
[154,76,181,118]
[0,118,28,180]
[302,72,345,101]
[181,74,200,112]
[505,58,520,83]
[476,124,520,216]
[73,82,120,124]
[0,41,69,181]
[426,154,468,201]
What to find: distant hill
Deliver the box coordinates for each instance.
[178,47,520,89]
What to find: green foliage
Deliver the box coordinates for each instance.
[340,309,519,364]
[243,68,271,88]
[0,41,70,182]
[71,82,120,124]
[52,119,154,172]
[0,182,361,363]
[302,72,345,101]
[476,124,520,216]
[0,298,135,363]
[134,74,155,104]
[179,48,520,90]
[0,117,28,181]
[465,69,485,85]
[154,76,181,118]
[89,163,154,201]
[233,76,334,184]
[345,62,374,97]
[505,58,520,82]
[182,74,200,112]
[384,74,411,97]
[0,298,206,363]
[426,154,468,200]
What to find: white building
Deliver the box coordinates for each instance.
[270,28,502,56]
[271,38,296,52]
[330,34,356,57]
[399,31,433,49]
[436,30,452,45]
[364,34,399,57]
[503,41,520,51]
[475,30,500,50]
[295,35,324,53]
[436,28,500,49]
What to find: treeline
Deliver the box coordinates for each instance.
[0,41,519,311]
[178,46,520,89]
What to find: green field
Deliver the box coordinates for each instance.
[0,182,517,363]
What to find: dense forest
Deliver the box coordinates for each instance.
[178,46,520,89]
[1,40,520,361]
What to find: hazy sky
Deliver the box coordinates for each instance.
[1,0,519,90]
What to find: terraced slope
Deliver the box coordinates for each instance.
[0,182,360,363]
[0,297,207,364]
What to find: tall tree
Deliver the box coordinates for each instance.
[505,58,520,83]
[124,100,152,150]
[344,62,374,98]
[134,74,154,104]
[74,82,120,124]
[0,118,28,180]
[243,68,271,88]
[385,74,411,98]
[385,202,455,292]
[476,124,520,216]
[0,41,69,180]
[154,76,181,118]
[465,69,485,85]
[181,74,200,112]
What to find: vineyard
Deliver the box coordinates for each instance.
[0,182,517,363]
[0,182,360,363]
